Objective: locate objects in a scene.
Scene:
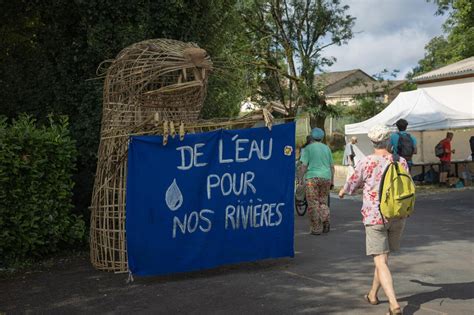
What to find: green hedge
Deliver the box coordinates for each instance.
[0,115,85,267]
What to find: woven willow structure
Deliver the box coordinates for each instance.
[90,39,213,272]
[90,39,284,273]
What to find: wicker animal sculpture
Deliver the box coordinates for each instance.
[90,39,212,272]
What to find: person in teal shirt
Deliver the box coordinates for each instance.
[299,128,334,235]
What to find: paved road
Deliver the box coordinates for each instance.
[1,190,473,314]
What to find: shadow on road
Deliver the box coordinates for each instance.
[400,280,474,315]
[1,190,473,314]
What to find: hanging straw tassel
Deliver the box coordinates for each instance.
[170,121,176,138]
[179,122,185,140]
[262,108,274,130]
[163,121,169,145]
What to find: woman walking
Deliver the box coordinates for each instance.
[299,128,334,235]
[338,125,409,315]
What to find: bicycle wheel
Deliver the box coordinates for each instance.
[295,198,307,216]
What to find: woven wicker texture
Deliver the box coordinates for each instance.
[90,39,213,272]
[89,39,283,273]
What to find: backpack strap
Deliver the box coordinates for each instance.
[397,132,402,154]
[392,152,401,169]
[378,160,396,226]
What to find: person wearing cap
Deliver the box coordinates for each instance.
[339,125,410,315]
[390,119,417,169]
[299,128,334,235]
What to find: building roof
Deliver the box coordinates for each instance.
[413,57,474,83]
[315,69,373,87]
[326,80,405,97]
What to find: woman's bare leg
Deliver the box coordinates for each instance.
[368,267,381,301]
[373,253,400,310]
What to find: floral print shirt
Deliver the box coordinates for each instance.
[343,154,409,225]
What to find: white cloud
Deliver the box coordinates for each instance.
[321,0,447,79]
[344,0,443,35]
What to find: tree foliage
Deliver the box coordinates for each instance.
[346,97,386,122]
[240,0,355,127]
[338,70,401,122]
[409,0,473,77]
[0,0,250,216]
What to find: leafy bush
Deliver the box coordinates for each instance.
[0,115,85,267]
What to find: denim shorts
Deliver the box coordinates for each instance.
[365,219,406,256]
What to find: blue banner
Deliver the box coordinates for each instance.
[126,123,295,276]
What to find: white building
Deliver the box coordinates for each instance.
[413,57,474,115]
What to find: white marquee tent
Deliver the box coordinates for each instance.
[345,89,474,164]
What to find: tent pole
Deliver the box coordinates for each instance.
[420,131,424,163]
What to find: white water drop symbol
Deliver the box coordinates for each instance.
[165,179,183,211]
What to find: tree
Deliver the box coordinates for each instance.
[346,97,385,122]
[240,0,355,127]
[409,0,473,77]
[0,0,250,217]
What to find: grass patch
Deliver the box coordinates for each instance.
[332,149,344,165]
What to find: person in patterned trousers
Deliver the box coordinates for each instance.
[299,128,334,235]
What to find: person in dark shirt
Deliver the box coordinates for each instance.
[470,136,474,161]
[390,119,417,170]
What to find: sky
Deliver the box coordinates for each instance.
[322,0,448,79]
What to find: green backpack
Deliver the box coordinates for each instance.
[379,157,416,220]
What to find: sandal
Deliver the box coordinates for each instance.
[363,293,379,305]
[388,307,402,315]
[323,222,330,233]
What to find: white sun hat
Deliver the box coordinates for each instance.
[367,125,391,142]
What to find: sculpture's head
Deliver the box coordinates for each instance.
[102,39,213,127]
